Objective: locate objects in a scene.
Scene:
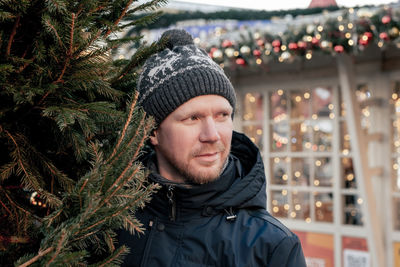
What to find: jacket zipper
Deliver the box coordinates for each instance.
[167,185,176,221]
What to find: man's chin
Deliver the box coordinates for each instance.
[185,166,222,184]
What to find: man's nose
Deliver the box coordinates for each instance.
[199,117,220,143]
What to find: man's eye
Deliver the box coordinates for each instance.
[217,113,229,119]
[190,116,198,121]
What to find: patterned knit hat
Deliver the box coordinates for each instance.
[137,29,236,125]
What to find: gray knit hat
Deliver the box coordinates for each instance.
[137,29,236,125]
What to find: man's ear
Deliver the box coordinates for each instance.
[149,129,158,146]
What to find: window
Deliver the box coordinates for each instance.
[242,85,369,226]
[390,81,400,231]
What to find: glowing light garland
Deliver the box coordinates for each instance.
[206,6,400,68]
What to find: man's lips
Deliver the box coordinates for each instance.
[195,152,219,162]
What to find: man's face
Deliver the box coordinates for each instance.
[150,95,233,184]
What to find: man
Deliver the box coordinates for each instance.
[118,29,306,266]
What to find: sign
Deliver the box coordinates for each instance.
[294,231,334,267]
[342,236,369,267]
[394,242,400,267]
[343,249,370,267]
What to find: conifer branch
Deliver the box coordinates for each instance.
[50,12,75,87]
[6,15,20,56]
[16,57,35,73]
[104,231,115,252]
[44,19,63,48]
[46,208,63,227]
[68,13,75,57]
[0,235,29,244]
[45,231,67,267]
[0,198,12,216]
[97,246,128,267]
[77,185,154,238]
[110,91,139,159]
[18,247,53,267]
[2,187,32,217]
[107,114,146,167]
[105,0,134,37]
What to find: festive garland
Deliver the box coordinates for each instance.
[205,6,400,68]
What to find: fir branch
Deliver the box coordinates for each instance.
[68,12,75,57]
[18,247,53,267]
[45,208,63,227]
[111,39,165,84]
[104,231,115,252]
[106,111,146,168]
[45,230,67,267]
[16,56,35,73]
[0,235,30,244]
[120,11,162,30]
[0,161,17,181]
[1,186,32,218]
[124,216,144,235]
[77,184,154,239]
[0,197,12,217]
[105,0,135,37]
[95,246,129,267]
[110,91,139,159]
[127,0,168,15]
[101,114,147,193]
[43,18,63,48]
[6,14,20,56]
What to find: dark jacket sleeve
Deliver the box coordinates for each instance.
[268,235,307,267]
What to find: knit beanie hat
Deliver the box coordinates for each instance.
[137,29,236,125]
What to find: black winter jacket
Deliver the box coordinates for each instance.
[118,131,306,267]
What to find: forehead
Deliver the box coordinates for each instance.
[174,95,232,114]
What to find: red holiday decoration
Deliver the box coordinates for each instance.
[334,45,344,53]
[364,32,373,40]
[288,42,298,50]
[209,47,218,58]
[297,41,307,49]
[359,32,373,46]
[257,39,265,46]
[253,49,261,57]
[311,37,319,45]
[382,15,391,24]
[222,40,233,48]
[273,46,280,53]
[379,32,389,41]
[236,58,246,65]
[272,40,281,47]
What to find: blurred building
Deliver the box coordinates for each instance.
[219,5,400,267]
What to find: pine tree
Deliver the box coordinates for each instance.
[0,0,167,265]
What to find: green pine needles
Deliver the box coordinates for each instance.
[0,0,167,265]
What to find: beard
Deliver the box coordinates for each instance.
[161,142,230,184]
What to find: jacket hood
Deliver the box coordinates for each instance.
[145,131,266,218]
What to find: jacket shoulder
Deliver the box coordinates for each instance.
[246,209,294,237]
